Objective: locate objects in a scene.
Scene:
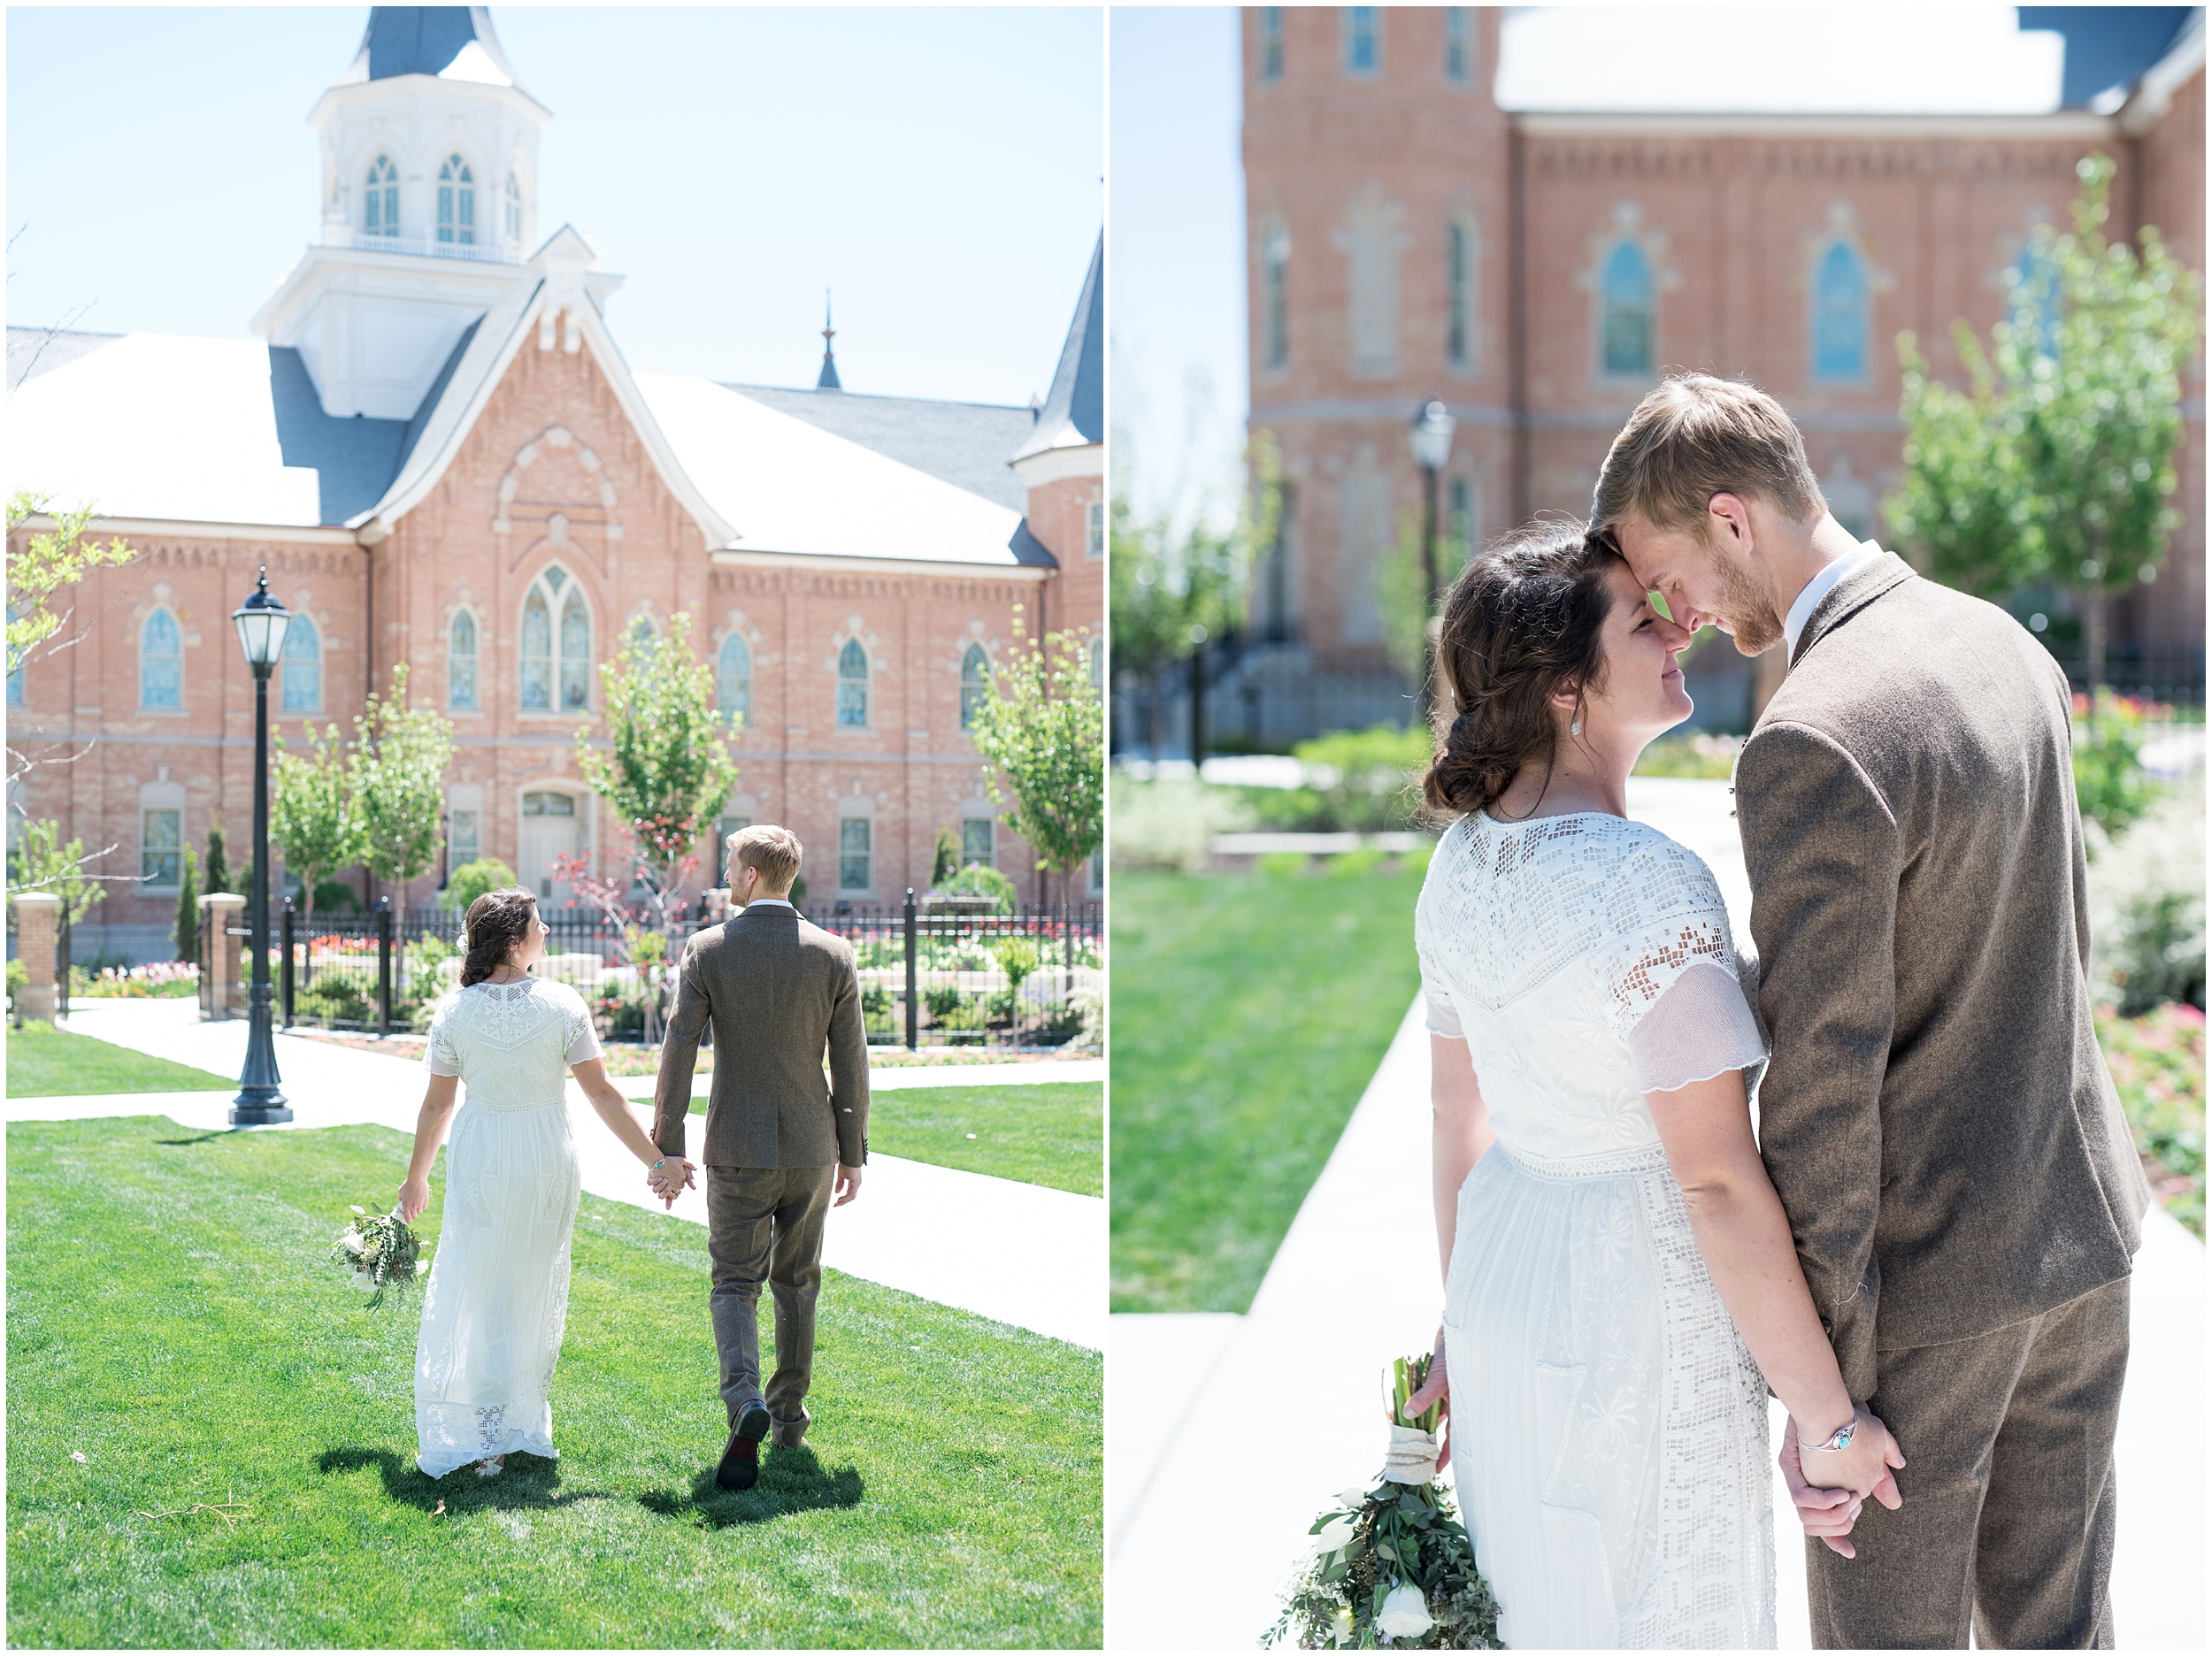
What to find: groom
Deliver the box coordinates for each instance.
[1593,374,2149,1650]
[652,824,870,1491]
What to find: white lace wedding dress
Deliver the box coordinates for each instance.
[1417,810,1777,1649]
[413,978,600,1478]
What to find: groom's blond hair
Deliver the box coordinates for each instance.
[728,824,803,894]
[1591,372,1823,540]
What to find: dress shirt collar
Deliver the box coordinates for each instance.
[1783,540,1884,657]
[739,896,795,911]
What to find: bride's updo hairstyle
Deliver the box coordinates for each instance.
[459,886,539,987]
[1422,518,1627,820]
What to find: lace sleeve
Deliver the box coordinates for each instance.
[1601,833,1767,1092]
[561,987,603,1067]
[425,1002,462,1077]
[1414,895,1465,1039]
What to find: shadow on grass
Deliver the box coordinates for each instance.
[316,1446,616,1515]
[155,1132,227,1146]
[639,1445,864,1529]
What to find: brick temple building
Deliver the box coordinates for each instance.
[1229,5,2203,740]
[6,6,1103,963]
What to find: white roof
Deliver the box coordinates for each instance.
[4,334,325,525]
[1498,7,2066,116]
[636,374,1025,566]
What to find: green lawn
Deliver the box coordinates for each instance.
[4,1021,234,1097]
[1110,868,1426,1313]
[691,1083,1102,1197]
[7,1117,1101,1648]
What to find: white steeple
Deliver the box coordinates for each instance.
[252,7,619,419]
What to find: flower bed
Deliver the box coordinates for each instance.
[2099,1000,2206,1238]
[73,961,200,999]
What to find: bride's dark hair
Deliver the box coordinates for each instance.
[1421,518,1627,820]
[459,886,539,988]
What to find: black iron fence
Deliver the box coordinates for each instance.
[269,893,1102,1050]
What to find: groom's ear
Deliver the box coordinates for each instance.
[1707,492,1755,549]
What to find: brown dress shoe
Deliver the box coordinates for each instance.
[716,1403,771,1490]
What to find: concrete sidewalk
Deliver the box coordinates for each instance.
[19,1000,1103,1351]
[609,1056,1102,1100]
[1108,778,2204,1648]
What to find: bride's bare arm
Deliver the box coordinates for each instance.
[570,1057,695,1202]
[1646,1068,1904,1505]
[1430,1034,1495,1283]
[396,1073,460,1222]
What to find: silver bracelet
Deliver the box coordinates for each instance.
[1801,1415,1859,1455]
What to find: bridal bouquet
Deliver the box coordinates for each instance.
[1265,1353,1503,1650]
[331,1206,429,1311]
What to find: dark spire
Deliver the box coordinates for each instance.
[349,7,526,88]
[815,289,843,392]
[1012,231,1103,462]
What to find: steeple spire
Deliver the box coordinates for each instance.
[816,289,842,392]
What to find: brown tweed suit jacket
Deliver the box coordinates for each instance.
[650,901,870,1170]
[1736,550,2147,1399]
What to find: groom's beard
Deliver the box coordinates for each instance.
[1711,542,1784,656]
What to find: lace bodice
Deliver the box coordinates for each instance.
[1415,811,1766,1162]
[424,978,602,1111]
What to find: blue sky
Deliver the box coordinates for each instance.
[1109,4,1244,532]
[5,7,1103,408]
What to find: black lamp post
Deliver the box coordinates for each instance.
[1408,399,1457,722]
[230,567,293,1125]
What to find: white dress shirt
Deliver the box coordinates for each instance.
[739,895,795,910]
[1783,540,1884,657]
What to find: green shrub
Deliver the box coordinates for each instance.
[1633,732,1744,779]
[444,858,517,914]
[313,878,361,916]
[2088,788,2205,1016]
[2072,690,2164,837]
[945,862,1018,913]
[294,979,372,1025]
[1290,724,1432,832]
[6,957,27,1001]
[1256,851,1310,878]
[923,984,967,1018]
[1325,848,1388,878]
[993,936,1046,993]
[1109,775,1252,871]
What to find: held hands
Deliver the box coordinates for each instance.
[396,1176,431,1225]
[645,1157,698,1209]
[1781,1407,1906,1560]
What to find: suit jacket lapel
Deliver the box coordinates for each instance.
[1789,549,1917,670]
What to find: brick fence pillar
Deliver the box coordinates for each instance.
[201,893,245,1021]
[11,892,62,1022]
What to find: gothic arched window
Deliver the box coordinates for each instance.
[718,634,751,726]
[1263,219,1291,372]
[280,614,322,713]
[449,610,478,710]
[140,609,181,709]
[1343,6,1380,75]
[520,566,589,711]
[365,155,398,237]
[1811,242,1869,382]
[437,155,475,246]
[837,639,869,729]
[1600,241,1655,377]
[503,173,523,246]
[959,644,991,729]
[1446,218,1473,369]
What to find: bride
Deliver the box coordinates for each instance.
[1407,521,1903,1647]
[396,886,695,1479]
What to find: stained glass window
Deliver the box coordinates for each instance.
[1812,242,1869,381]
[280,614,321,712]
[449,610,478,710]
[960,644,991,729]
[1601,242,1655,377]
[141,609,180,709]
[837,639,869,728]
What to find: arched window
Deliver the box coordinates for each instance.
[1343,6,1380,74]
[1446,219,1472,369]
[437,155,475,246]
[365,155,398,237]
[1445,7,1472,83]
[960,645,991,729]
[1258,7,1284,81]
[1811,242,1869,382]
[837,639,869,728]
[519,566,590,711]
[280,614,322,713]
[449,610,478,710]
[718,634,751,725]
[140,609,181,709]
[1600,241,1655,377]
[503,173,523,245]
[1263,219,1291,372]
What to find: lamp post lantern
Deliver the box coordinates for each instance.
[1408,400,1457,722]
[230,567,293,1124]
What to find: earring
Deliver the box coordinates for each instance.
[1570,719,1582,735]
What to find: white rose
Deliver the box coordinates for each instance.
[341,1232,365,1256]
[1376,1583,1435,1640]
[1337,1484,1373,1511]
[1332,1606,1355,1646]
[1310,1514,1359,1554]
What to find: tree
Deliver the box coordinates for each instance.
[203,821,229,896]
[271,720,364,963]
[350,663,454,905]
[5,493,137,791]
[1886,154,2201,690]
[575,611,739,918]
[10,816,108,992]
[967,609,1105,906]
[173,847,200,964]
[445,857,517,915]
[1110,435,1280,760]
[931,826,962,889]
